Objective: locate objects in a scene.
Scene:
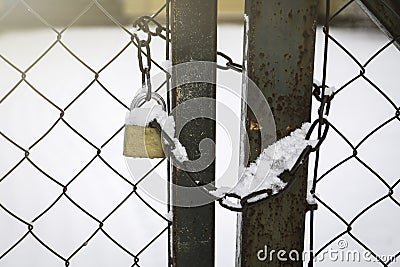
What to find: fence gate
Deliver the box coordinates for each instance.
[1,0,400,267]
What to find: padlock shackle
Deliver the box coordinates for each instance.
[130,92,166,111]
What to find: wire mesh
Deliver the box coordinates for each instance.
[308,0,400,266]
[0,1,171,266]
[1,0,399,266]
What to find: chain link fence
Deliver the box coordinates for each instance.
[1,0,399,266]
[0,0,172,266]
[308,0,400,266]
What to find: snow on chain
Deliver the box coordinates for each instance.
[212,123,313,204]
[126,104,313,204]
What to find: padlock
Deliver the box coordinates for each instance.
[123,92,167,158]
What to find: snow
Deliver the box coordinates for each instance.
[246,192,269,203]
[125,106,164,127]
[313,78,336,96]
[164,211,173,222]
[209,186,231,198]
[324,86,337,96]
[231,123,311,199]
[306,180,317,205]
[170,141,189,162]
[220,196,241,210]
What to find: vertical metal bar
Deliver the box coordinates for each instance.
[171,0,217,266]
[165,1,172,266]
[357,0,400,50]
[309,1,330,266]
[239,1,317,266]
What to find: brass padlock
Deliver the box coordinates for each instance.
[123,92,167,158]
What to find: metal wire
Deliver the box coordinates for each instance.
[0,1,171,266]
[0,1,243,265]
[307,0,400,266]
[216,1,400,266]
[1,0,399,266]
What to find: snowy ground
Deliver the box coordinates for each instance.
[0,23,399,266]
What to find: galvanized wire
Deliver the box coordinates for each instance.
[1,0,399,266]
[308,0,400,266]
[215,1,400,266]
[0,1,171,266]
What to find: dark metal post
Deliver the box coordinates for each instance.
[239,1,317,266]
[357,0,400,50]
[171,0,217,266]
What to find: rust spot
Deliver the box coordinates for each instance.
[288,10,293,19]
[250,121,262,130]
[284,53,292,60]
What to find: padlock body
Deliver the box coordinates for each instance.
[123,125,165,158]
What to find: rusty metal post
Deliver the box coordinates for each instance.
[239,1,317,266]
[357,0,400,50]
[171,0,217,266]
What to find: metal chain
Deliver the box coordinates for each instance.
[2,0,399,265]
[133,17,154,102]
[217,52,243,72]
[198,52,331,212]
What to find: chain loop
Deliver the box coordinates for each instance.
[130,15,329,212]
[217,52,243,72]
[134,16,167,40]
[133,16,155,103]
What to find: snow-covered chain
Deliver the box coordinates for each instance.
[126,106,314,206]
[219,123,313,207]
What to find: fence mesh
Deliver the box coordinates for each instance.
[0,1,171,266]
[309,0,400,266]
[1,0,399,266]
